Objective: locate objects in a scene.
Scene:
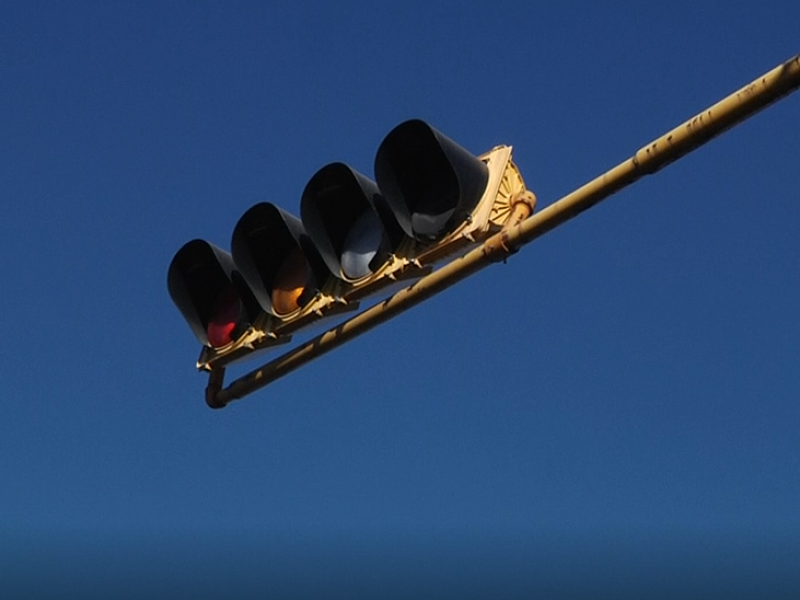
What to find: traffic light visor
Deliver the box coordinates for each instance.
[375,119,489,242]
[301,162,404,282]
[167,239,256,347]
[231,202,323,317]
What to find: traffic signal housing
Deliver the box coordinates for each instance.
[373,119,527,266]
[168,118,530,383]
[167,239,284,369]
[300,162,421,301]
[375,119,490,243]
[231,201,360,336]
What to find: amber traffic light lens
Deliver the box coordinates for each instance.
[270,247,312,315]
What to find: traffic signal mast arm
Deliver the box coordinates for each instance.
[506,51,800,250]
[205,51,800,408]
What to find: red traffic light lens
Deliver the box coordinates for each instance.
[206,285,243,347]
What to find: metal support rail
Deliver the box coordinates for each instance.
[207,51,800,409]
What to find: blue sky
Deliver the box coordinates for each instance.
[2,2,799,597]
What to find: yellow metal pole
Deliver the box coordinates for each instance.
[209,51,800,409]
[507,51,800,249]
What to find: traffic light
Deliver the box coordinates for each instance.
[375,119,490,243]
[230,201,360,336]
[301,162,406,282]
[163,51,800,408]
[372,119,528,267]
[168,118,530,380]
[300,161,420,301]
[167,239,282,369]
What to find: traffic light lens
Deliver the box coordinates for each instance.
[271,247,312,315]
[340,210,382,280]
[375,119,489,242]
[206,285,242,347]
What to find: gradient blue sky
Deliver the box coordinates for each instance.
[2,2,799,597]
